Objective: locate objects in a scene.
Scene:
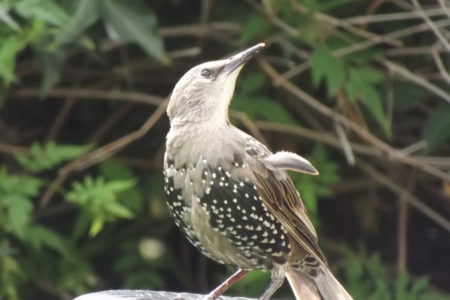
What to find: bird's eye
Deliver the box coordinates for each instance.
[201,69,212,78]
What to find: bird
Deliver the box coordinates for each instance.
[163,43,353,300]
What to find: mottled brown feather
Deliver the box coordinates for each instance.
[253,171,327,265]
[243,137,328,267]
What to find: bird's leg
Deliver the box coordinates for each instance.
[259,267,285,300]
[205,269,249,300]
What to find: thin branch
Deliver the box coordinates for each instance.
[230,111,268,145]
[288,0,402,47]
[399,140,428,155]
[379,58,450,103]
[386,45,446,56]
[397,172,415,275]
[358,161,450,233]
[438,0,450,18]
[113,156,159,169]
[160,22,242,38]
[432,49,450,86]
[40,99,168,207]
[334,18,450,58]
[0,142,30,155]
[258,57,450,182]
[415,156,450,167]
[411,0,450,52]
[45,98,77,141]
[88,103,135,144]
[335,122,355,166]
[11,88,165,106]
[267,2,450,85]
[344,7,449,24]
[254,121,382,157]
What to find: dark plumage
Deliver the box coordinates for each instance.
[163,44,353,300]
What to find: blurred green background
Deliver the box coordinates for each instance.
[0,0,449,299]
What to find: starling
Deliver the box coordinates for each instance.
[163,43,353,300]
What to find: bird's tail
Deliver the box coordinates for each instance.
[286,267,353,300]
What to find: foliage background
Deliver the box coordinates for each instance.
[0,0,449,299]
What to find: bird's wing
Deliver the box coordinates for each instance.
[263,151,319,175]
[244,138,327,265]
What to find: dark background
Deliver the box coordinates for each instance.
[0,0,449,299]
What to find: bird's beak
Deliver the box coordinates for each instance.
[223,43,265,75]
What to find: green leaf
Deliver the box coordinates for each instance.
[14,142,92,172]
[239,16,266,43]
[422,104,450,150]
[228,269,270,298]
[311,47,331,86]
[231,96,296,124]
[66,176,135,236]
[105,202,133,218]
[345,67,390,137]
[6,195,32,238]
[310,47,346,96]
[0,5,21,32]
[393,82,427,111]
[238,73,267,96]
[55,0,101,46]
[360,86,390,137]
[89,217,105,237]
[410,276,429,298]
[37,49,65,96]
[71,210,92,242]
[0,36,24,85]
[0,254,23,300]
[345,67,382,102]
[99,160,142,212]
[327,59,346,95]
[0,167,44,197]
[291,145,340,227]
[101,0,168,64]
[395,273,409,300]
[25,225,71,257]
[15,0,70,27]
[294,175,319,225]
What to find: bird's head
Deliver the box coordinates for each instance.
[167,43,265,126]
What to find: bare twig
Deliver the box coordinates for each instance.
[399,140,428,155]
[258,57,450,182]
[379,58,450,103]
[12,88,165,106]
[288,0,402,47]
[160,22,242,38]
[438,0,450,18]
[230,111,268,144]
[397,172,415,274]
[334,18,450,58]
[344,7,450,24]
[45,98,77,141]
[415,156,450,167]
[88,103,135,144]
[0,142,30,155]
[386,45,447,56]
[113,156,159,169]
[432,49,450,86]
[40,99,168,207]
[358,161,450,233]
[335,122,355,166]
[255,121,382,157]
[411,0,450,52]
